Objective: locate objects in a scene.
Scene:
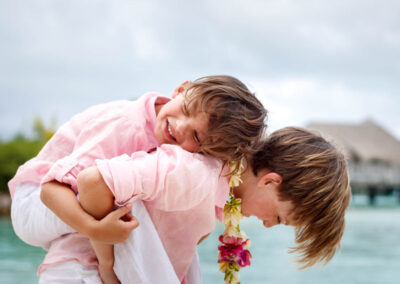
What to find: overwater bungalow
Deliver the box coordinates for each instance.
[307,119,400,204]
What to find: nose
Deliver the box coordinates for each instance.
[263,219,278,228]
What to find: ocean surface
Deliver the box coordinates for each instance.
[1,194,399,284]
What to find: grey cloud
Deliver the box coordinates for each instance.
[1,0,399,139]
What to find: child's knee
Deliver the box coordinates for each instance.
[77,166,103,196]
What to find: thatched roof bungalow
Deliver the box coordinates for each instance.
[307,120,400,197]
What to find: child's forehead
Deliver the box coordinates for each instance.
[183,93,210,118]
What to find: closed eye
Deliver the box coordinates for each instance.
[193,131,200,143]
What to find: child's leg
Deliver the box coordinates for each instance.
[78,168,120,284]
[78,169,115,219]
[11,183,74,249]
[90,240,120,284]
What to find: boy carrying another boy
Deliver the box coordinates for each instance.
[40,127,351,283]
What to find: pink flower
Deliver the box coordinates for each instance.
[219,235,244,245]
[218,234,252,268]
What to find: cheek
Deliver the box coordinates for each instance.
[242,198,263,217]
[179,141,197,153]
[256,200,276,220]
[154,119,165,141]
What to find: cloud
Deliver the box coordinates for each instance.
[249,76,400,138]
[0,0,399,140]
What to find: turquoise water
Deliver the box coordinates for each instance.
[1,196,399,284]
[0,218,44,283]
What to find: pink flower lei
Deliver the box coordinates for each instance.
[218,160,251,284]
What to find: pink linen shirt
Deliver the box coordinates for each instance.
[8,92,167,197]
[39,146,230,282]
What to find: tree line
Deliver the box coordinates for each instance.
[0,118,54,192]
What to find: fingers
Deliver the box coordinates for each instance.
[120,212,139,229]
[113,204,139,229]
[120,212,133,222]
[126,217,139,230]
[107,204,139,231]
[111,203,132,218]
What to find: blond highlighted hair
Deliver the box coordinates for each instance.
[183,75,267,169]
[251,127,351,268]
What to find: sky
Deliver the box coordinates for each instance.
[1,0,399,140]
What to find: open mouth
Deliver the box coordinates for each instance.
[167,120,177,141]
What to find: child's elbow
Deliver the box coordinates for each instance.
[77,167,102,194]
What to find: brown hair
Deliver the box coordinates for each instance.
[183,75,267,169]
[250,127,351,268]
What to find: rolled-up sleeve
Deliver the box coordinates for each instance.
[39,100,140,193]
[96,145,222,211]
[40,156,84,193]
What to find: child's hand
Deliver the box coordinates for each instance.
[89,204,139,244]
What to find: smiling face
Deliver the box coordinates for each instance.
[234,168,295,228]
[154,92,209,153]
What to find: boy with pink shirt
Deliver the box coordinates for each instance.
[9,76,266,281]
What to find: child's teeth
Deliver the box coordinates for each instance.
[168,124,175,139]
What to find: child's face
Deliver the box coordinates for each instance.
[154,92,208,153]
[234,169,295,228]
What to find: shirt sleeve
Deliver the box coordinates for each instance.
[40,100,140,191]
[96,145,223,211]
[40,156,83,193]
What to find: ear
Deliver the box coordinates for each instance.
[172,80,191,98]
[257,172,282,188]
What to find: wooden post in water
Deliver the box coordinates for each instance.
[367,186,377,205]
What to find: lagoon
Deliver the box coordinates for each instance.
[1,196,399,284]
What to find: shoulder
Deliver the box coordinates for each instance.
[158,144,222,169]
[156,144,223,190]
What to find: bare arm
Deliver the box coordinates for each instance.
[40,180,137,243]
[41,181,97,237]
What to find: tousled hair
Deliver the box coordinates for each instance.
[251,127,351,268]
[183,75,267,170]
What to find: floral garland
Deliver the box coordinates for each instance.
[218,161,251,284]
